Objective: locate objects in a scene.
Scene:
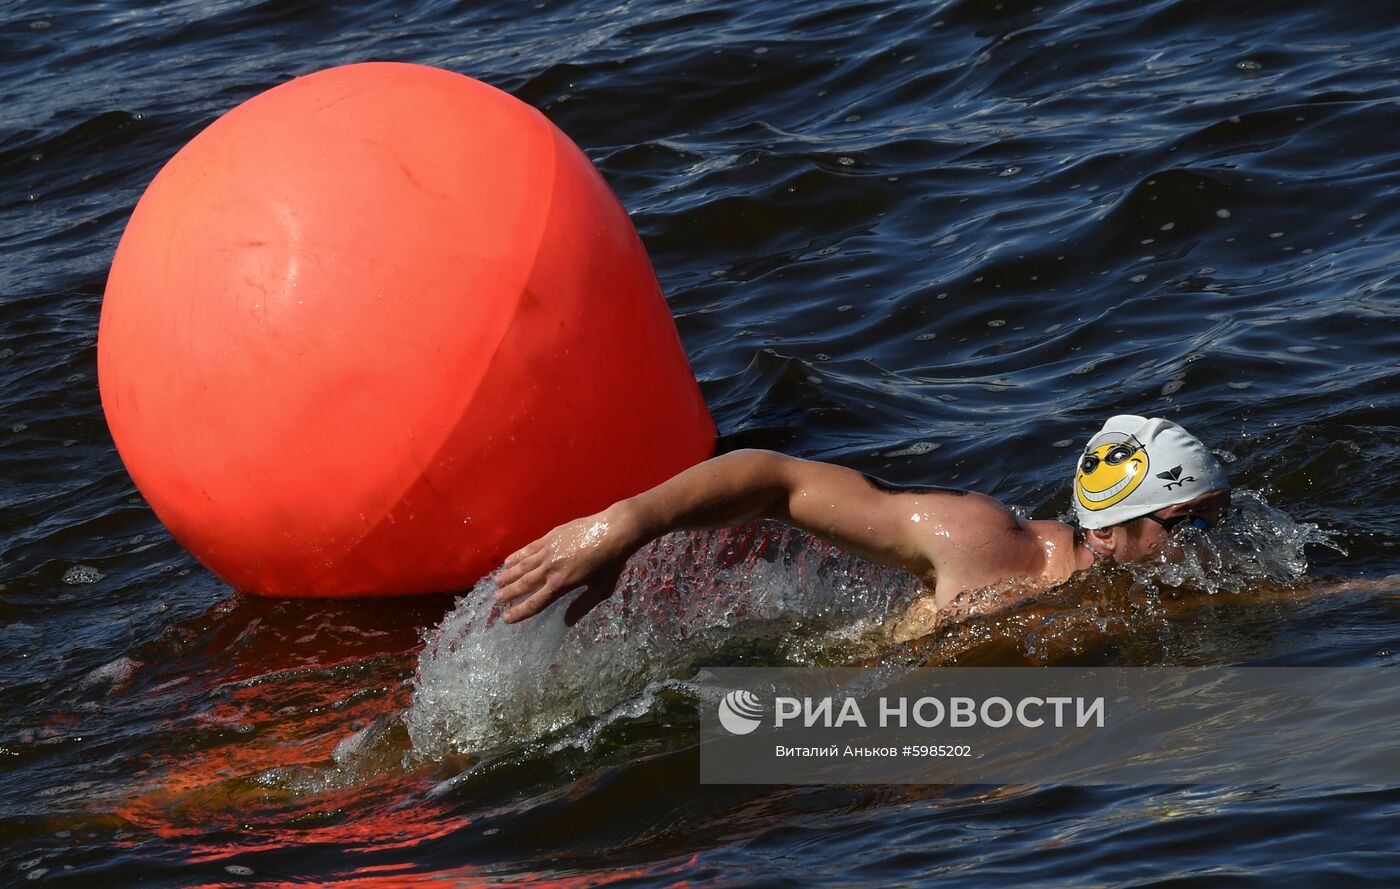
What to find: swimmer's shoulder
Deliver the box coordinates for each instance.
[954,513,1084,598]
[911,495,1046,594]
[1020,519,1083,586]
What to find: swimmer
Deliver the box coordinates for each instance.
[495,415,1231,632]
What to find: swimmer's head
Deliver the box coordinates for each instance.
[1073,415,1229,530]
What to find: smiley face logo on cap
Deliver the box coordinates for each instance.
[1076,433,1149,512]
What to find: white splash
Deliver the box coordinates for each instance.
[1128,488,1342,593]
[404,523,912,758]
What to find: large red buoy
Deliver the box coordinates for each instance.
[98,62,715,598]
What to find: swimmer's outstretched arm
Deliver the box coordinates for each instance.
[494,449,1026,625]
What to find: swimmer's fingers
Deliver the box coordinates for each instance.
[498,546,595,620]
[501,576,573,624]
[499,561,624,626]
[496,545,546,592]
[495,561,547,608]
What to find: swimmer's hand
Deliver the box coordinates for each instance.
[494,506,640,626]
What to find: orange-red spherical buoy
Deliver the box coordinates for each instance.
[99,62,716,598]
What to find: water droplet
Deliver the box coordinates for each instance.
[916,333,936,342]
[1161,379,1185,396]
[1237,60,1261,70]
[224,864,254,876]
[1160,222,1175,231]
[987,319,1006,327]
[1216,208,1231,218]
[837,156,855,166]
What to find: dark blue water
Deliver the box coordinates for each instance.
[4,0,1400,885]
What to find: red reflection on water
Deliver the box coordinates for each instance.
[185,851,703,888]
[111,593,470,862]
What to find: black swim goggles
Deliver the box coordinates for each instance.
[1143,513,1213,533]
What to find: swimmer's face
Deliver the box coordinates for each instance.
[1075,435,1148,512]
[1114,489,1233,562]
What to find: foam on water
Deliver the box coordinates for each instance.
[78,655,140,690]
[405,522,914,758]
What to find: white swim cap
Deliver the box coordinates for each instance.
[1073,415,1229,529]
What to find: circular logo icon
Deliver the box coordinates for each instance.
[718,689,765,735]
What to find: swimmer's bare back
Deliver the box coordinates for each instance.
[495,449,1087,626]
